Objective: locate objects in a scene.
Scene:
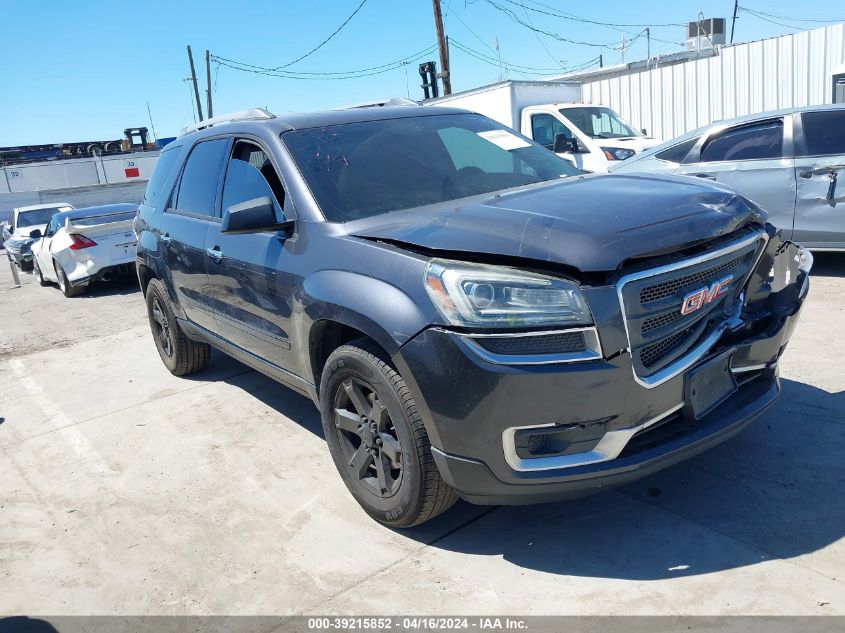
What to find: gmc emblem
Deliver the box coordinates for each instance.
[680,275,734,315]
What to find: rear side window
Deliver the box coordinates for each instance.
[45,216,61,237]
[173,139,228,217]
[142,147,180,206]
[656,137,698,163]
[802,111,845,156]
[700,119,783,162]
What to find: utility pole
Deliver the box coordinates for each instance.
[730,0,738,43]
[205,49,214,119]
[431,0,452,95]
[646,27,651,59]
[187,45,204,122]
[599,53,603,68]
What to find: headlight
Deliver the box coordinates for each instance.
[6,236,34,252]
[424,259,592,327]
[601,147,636,161]
[797,246,813,274]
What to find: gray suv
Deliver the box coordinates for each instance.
[135,105,810,527]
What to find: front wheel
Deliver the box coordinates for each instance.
[145,278,210,376]
[319,339,458,528]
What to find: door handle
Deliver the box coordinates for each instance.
[799,167,841,203]
[800,164,845,179]
[691,173,716,180]
[160,234,172,247]
[827,170,838,203]
[206,247,224,263]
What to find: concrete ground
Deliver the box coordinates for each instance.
[1,250,843,616]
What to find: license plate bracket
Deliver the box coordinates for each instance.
[685,349,737,420]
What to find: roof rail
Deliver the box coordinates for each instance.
[180,108,276,136]
[339,97,418,110]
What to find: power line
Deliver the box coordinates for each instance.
[491,0,685,48]
[271,0,369,70]
[739,5,845,24]
[211,45,439,80]
[737,6,812,30]
[441,0,499,54]
[450,38,599,75]
[516,0,565,68]
[485,0,618,48]
[506,0,685,28]
[212,44,437,76]
[449,38,576,71]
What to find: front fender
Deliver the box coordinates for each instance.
[302,269,437,356]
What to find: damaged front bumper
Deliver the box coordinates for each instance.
[392,233,811,505]
[5,239,34,265]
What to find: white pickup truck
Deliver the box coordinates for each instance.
[426,80,659,173]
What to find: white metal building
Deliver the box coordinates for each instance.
[0,151,158,195]
[570,23,845,142]
[0,151,159,222]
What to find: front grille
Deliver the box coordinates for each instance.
[474,331,586,356]
[642,309,684,334]
[640,253,746,304]
[619,231,764,381]
[639,324,698,368]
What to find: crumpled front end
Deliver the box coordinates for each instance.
[5,236,35,265]
[393,225,811,505]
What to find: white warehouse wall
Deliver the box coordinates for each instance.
[0,152,160,195]
[580,24,845,141]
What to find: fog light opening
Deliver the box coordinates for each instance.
[527,433,547,455]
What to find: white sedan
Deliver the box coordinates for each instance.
[29,203,139,297]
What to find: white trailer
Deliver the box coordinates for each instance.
[427,80,658,173]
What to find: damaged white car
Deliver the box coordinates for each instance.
[29,203,139,297]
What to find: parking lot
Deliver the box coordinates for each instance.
[1,249,844,616]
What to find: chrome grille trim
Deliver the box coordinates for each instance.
[502,403,685,471]
[617,231,768,389]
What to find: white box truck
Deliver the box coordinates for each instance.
[426,80,659,173]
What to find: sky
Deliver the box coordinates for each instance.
[1,0,843,146]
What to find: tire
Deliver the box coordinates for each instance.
[319,338,458,528]
[145,278,210,376]
[54,260,85,297]
[33,258,50,286]
[20,259,34,272]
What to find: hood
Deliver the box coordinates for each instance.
[11,224,47,241]
[346,174,765,273]
[604,137,660,153]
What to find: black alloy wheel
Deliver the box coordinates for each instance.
[150,295,174,360]
[319,339,458,527]
[144,278,210,376]
[333,377,403,497]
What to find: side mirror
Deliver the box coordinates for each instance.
[553,133,578,154]
[29,229,42,239]
[641,128,648,135]
[221,196,292,234]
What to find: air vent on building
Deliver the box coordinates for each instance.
[686,18,726,51]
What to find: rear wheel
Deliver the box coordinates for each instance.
[54,260,84,297]
[33,258,49,286]
[319,339,458,528]
[145,278,210,376]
